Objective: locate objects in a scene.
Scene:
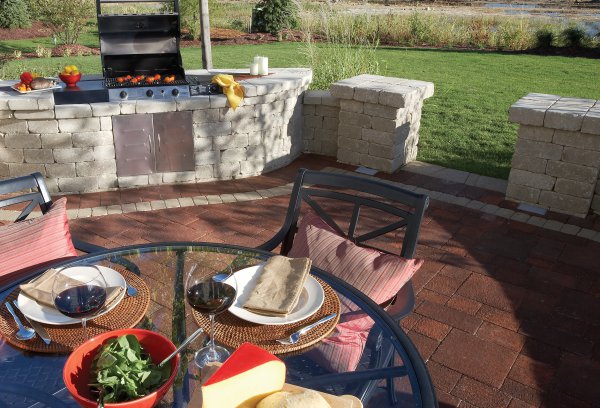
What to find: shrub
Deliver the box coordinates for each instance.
[535,27,555,48]
[35,46,52,58]
[301,7,379,90]
[36,0,95,45]
[0,0,31,29]
[252,0,299,35]
[562,25,589,48]
[179,0,200,40]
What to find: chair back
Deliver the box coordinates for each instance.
[0,172,53,222]
[269,169,429,258]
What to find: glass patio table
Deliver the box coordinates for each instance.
[0,242,437,408]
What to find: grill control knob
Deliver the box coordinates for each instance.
[119,91,127,99]
[172,89,179,97]
[146,90,154,97]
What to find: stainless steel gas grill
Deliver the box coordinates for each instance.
[96,0,190,101]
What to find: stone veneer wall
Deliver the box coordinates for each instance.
[507,93,600,218]
[0,69,310,193]
[301,75,434,172]
[330,75,433,173]
[302,90,340,157]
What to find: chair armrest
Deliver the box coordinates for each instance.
[255,229,287,252]
[71,237,141,276]
[71,237,106,254]
[384,282,415,323]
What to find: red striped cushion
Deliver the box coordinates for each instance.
[288,211,423,305]
[289,211,423,372]
[0,198,77,286]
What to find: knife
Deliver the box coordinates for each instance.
[12,300,51,345]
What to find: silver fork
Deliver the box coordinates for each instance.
[276,313,337,345]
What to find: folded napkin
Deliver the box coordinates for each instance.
[20,268,122,309]
[243,256,311,316]
[211,74,244,110]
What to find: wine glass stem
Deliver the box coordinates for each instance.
[81,317,87,341]
[209,314,216,354]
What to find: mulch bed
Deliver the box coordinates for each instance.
[0,21,52,41]
[1,22,597,59]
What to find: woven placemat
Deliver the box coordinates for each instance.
[0,268,149,354]
[192,277,340,354]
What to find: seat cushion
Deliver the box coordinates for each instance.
[0,198,77,287]
[288,211,423,372]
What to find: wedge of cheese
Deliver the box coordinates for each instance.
[201,343,286,408]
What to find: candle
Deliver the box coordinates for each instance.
[250,62,259,76]
[253,55,262,64]
[258,57,269,76]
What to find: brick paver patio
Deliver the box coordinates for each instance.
[58,154,599,408]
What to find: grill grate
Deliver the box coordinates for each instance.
[104,76,188,89]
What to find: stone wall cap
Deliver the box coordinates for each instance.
[331,75,434,105]
[510,94,600,128]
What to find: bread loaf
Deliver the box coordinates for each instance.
[257,389,331,408]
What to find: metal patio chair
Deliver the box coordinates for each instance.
[0,172,137,292]
[257,168,429,405]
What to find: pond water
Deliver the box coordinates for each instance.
[483,2,600,35]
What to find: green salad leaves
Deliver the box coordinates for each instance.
[90,334,171,405]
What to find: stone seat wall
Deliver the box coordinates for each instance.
[507,93,600,218]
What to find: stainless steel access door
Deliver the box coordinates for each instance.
[153,111,195,173]
[113,111,194,177]
[113,114,155,177]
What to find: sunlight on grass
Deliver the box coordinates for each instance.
[1,43,598,179]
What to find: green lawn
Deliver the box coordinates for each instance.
[1,42,599,179]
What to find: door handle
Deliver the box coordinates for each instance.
[148,134,152,153]
[157,133,161,152]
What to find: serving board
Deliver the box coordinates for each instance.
[198,364,363,408]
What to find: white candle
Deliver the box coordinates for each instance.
[258,57,269,76]
[250,62,259,76]
[253,56,262,64]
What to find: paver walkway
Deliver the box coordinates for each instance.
[53,154,600,407]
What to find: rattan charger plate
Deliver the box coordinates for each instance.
[192,276,341,354]
[0,268,150,354]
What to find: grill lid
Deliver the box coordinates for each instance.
[96,0,185,82]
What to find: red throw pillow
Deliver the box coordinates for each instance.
[288,211,423,305]
[289,211,423,372]
[0,198,77,287]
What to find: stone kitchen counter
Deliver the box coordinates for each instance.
[0,68,312,193]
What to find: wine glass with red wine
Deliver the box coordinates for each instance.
[52,267,108,339]
[186,260,236,368]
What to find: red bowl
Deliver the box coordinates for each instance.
[63,329,179,408]
[59,72,82,88]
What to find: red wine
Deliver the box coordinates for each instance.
[186,282,236,314]
[54,285,107,318]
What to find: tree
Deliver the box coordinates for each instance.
[251,0,299,35]
[0,0,31,29]
[36,0,95,45]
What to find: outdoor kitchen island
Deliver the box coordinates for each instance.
[0,68,312,194]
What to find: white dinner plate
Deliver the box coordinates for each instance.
[226,264,325,325]
[17,265,127,325]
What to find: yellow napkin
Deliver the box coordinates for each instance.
[20,268,122,309]
[211,74,244,110]
[243,256,311,316]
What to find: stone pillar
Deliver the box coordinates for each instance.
[507,93,600,218]
[330,75,434,173]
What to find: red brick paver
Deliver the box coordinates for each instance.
[59,154,600,408]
